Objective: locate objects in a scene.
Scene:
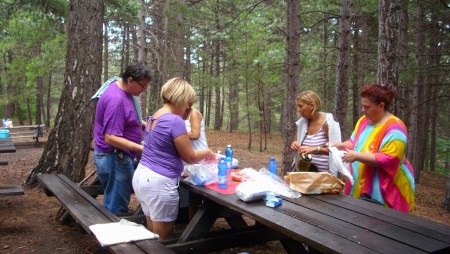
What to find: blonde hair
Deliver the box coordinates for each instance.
[296,91,322,115]
[161,77,195,107]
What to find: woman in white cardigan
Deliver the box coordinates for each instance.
[291,91,341,175]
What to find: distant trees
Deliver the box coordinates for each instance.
[0,0,446,185]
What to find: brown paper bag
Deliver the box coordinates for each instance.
[284,172,344,194]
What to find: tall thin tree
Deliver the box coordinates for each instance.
[377,0,400,88]
[334,0,352,134]
[281,0,300,175]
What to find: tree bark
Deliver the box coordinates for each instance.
[137,0,148,117]
[444,172,450,211]
[351,15,360,129]
[103,21,109,83]
[25,0,103,187]
[377,0,400,88]
[149,0,163,115]
[281,0,300,175]
[213,4,222,131]
[408,0,426,183]
[334,0,352,135]
[45,72,52,128]
[397,0,410,124]
[427,5,440,172]
[35,76,43,125]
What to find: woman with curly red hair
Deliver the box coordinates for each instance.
[335,84,415,213]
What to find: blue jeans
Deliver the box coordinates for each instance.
[94,149,134,215]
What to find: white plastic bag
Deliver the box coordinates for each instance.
[235,181,269,202]
[257,168,301,199]
[2,119,13,128]
[185,160,218,186]
[329,146,354,185]
[235,168,301,201]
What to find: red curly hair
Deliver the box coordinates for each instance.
[360,84,398,109]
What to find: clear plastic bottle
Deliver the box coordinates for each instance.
[217,158,228,189]
[225,144,233,171]
[268,157,278,175]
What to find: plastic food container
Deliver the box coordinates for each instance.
[0,129,10,138]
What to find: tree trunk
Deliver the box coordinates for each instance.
[444,172,450,211]
[103,21,109,83]
[427,6,440,172]
[173,0,186,78]
[4,51,16,119]
[45,72,52,128]
[408,0,426,183]
[213,5,222,131]
[137,0,148,117]
[334,0,352,135]
[35,76,43,125]
[245,62,252,151]
[281,0,301,175]
[377,0,400,88]
[149,0,163,115]
[351,15,360,128]
[25,0,103,187]
[17,98,24,125]
[321,17,329,109]
[229,59,239,131]
[396,0,409,122]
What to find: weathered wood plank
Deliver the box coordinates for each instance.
[0,185,24,196]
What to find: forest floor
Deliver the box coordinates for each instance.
[0,130,449,254]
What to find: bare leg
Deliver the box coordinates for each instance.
[145,216,153,232]
[152,220,176,241]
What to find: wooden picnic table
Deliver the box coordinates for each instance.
[0,138,24,196]
[0,137,16,153]
[176,180,450,254]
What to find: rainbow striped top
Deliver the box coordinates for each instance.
[344,115,415,213]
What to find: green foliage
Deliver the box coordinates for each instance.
[105,0,140,22]
[434,138,450,175]
[0,1,66,121]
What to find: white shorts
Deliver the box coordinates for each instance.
[132,164,180,222]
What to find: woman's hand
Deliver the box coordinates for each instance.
[299,146,315,155]
[341,149,357,163]
[205,149,217,161]
[291,141,301,151]
[332,141,352,151]
[341,149,380,167]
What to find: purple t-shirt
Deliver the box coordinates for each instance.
[140,113,187,178]
[94,82,142,158]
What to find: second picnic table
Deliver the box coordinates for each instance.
[0,138,24,196]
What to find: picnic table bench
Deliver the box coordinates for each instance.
[0,185,24,196]
[37,173,173,254]
[8,124,46,142]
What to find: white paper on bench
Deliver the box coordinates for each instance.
[89,219,159,247]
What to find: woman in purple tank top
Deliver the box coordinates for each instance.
[133,78,216,241]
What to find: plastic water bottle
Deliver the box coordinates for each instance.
[217,158,227,189]
[268,157,278,175]
[225,144,233,171]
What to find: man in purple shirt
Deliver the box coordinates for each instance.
[93,62,151,214]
